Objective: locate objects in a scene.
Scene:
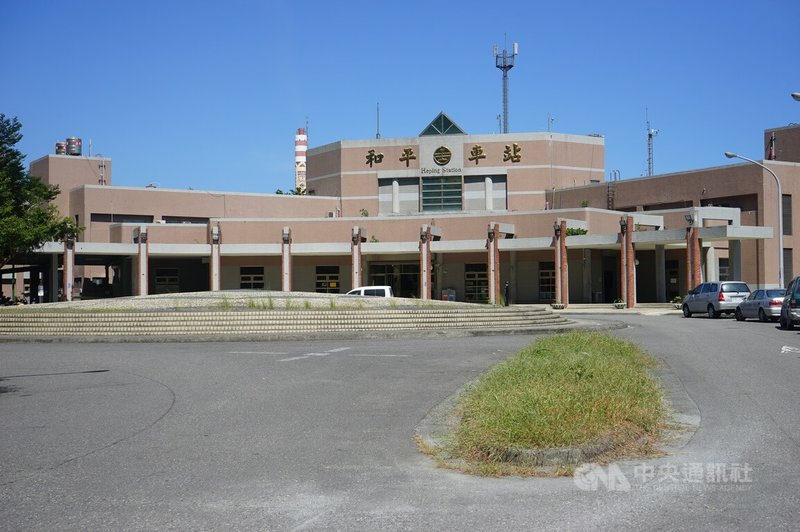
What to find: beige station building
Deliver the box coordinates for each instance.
[5,113,800,307]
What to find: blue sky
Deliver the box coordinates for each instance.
[3,0,798,193]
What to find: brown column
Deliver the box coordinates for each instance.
[554,222,562,305]
[685,227,693,294]
[691,227,702,290]
[487,224,501,304]
[209,225,221,291]
[625,215,635,308]
[351,226,365,290]
[419,226,432,300]
[560,220,568,307]
[619,219,627,303]
[63,239,75,301]
[281,227,292,292]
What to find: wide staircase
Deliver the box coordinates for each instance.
[0,306,572,339]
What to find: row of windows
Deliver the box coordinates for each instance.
[90,213,209,224]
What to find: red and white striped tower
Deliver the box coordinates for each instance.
[294,128,307,192]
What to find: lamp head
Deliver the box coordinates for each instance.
[724,152,737,159]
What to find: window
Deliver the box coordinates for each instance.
[316,266,340,293]
[91,213,154,223]
[422,176,462,211]
[539,261,556,301]
[240,266,265,289]
[783,194,792,236]
[163,216,210,224]
[465,263,488,303]
[719,258,729,282]
[784,248,793,283]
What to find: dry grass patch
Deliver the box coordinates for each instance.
[435,331,665,475]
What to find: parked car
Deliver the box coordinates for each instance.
[780,276,800,329]
[682,281,751,318]
[735,288,785,322]
[345,286,394,297]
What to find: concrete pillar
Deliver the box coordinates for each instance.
[135,226,148,296]
[620,220,627,303]
[210,225,221,291]
[554,225,562,305]
[485,177,493,211]
[685,227,693,294]
[487,223,501,304]
[282,227,292,291]
[63,240,75,301]
[729,240,742,281]
[655,245,666,303]
[625,215,635,308]
[351,226,365,290]
[560,220,569,307]
[705,246,718,282]
[692,229,702,289]
[419,225,432,300]
[392,180,400,214]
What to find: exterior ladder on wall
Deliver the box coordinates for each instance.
[607,181,616,210]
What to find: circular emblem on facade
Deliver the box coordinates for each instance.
[433,146,452,166]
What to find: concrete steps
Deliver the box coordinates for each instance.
[0,306,571,338]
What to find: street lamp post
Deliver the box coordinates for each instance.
[724,152,784,288]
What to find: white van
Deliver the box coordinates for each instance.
[345,286,394,297]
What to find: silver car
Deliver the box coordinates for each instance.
[735,288,785,322]
[682,281,751,319]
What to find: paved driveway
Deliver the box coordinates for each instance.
[1,316,798,529]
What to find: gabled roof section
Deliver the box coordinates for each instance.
[419,112,466,136]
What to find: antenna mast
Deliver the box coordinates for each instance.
[494,41,518,134]
[376,102,381,139]
[646,109,658,176]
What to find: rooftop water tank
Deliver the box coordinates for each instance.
[55,142,67,155]
[66,136,82,156]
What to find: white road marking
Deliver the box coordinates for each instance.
[780,345,800,354]
[279,347,352,362]
[348,354,410,358]
[228,351,288,355]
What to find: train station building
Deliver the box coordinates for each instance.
[5,113,799,307]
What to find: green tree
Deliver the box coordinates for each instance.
[274,186,307,195]
[0,114,80,268]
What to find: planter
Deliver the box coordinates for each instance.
[673,303,682,309]
[551,303,565,310]
[613,302,626,309]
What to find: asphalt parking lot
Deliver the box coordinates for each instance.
[1,315,799,530]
